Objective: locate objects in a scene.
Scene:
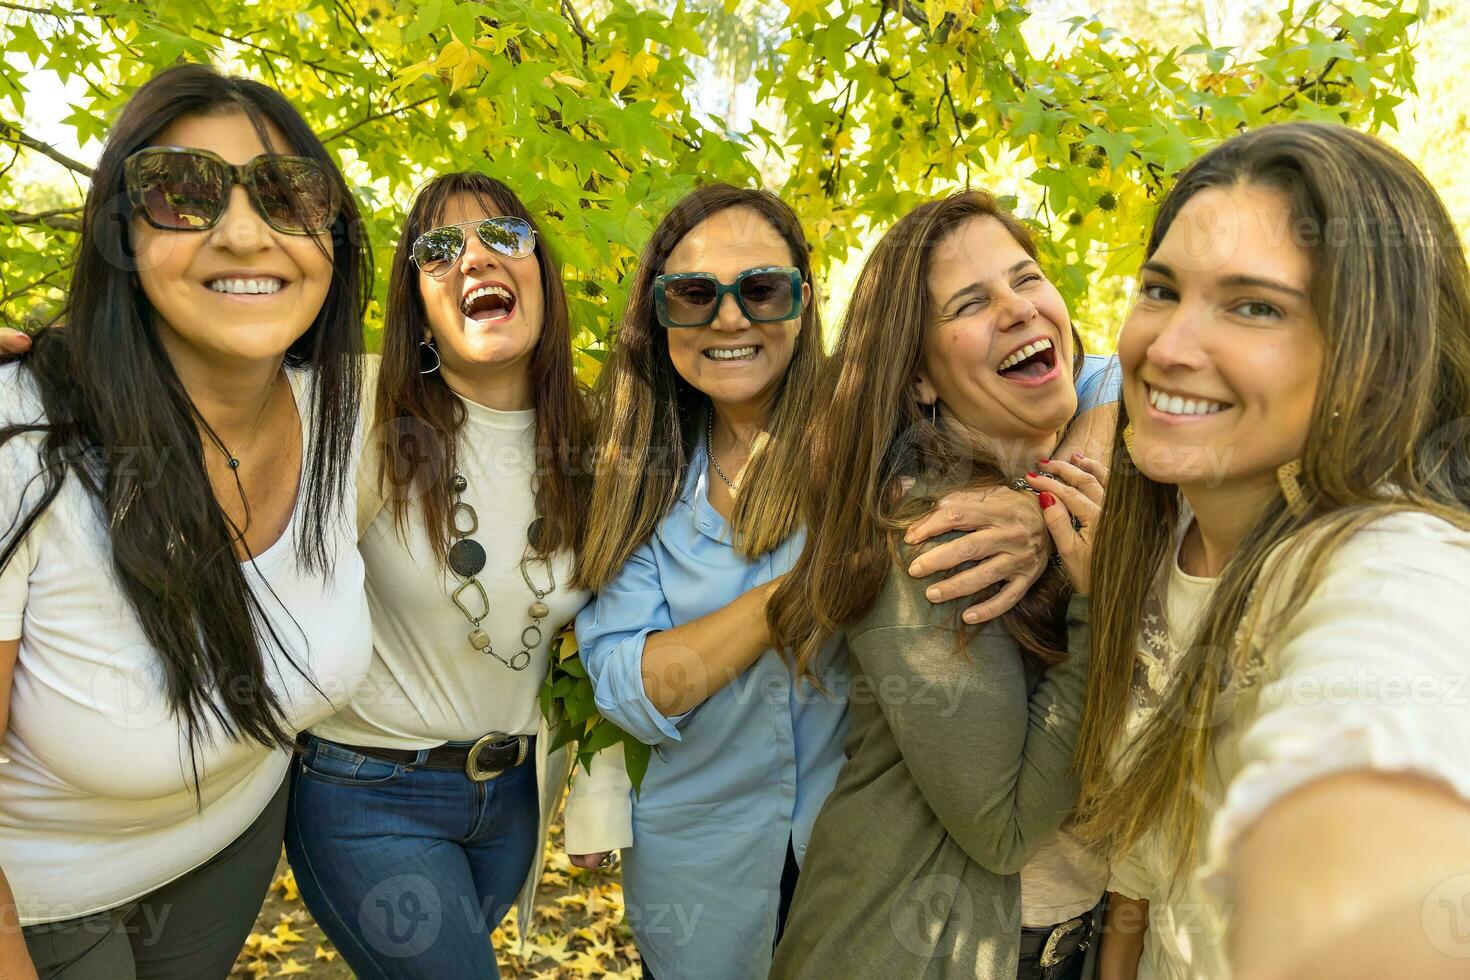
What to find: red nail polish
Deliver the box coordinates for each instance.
[1072,451,1084,461]
[1038,458,1051,465]
[1039,491,1057,509]
[1027,471,1039,479]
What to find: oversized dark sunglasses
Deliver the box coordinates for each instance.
[410,217,537,277]
[653,266,804,328]
[123,146,339,236]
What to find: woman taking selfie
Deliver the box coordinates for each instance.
[0,64,372,979]
[1075,122,1470,979]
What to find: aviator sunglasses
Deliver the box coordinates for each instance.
[123,146,339,236]
[653,266,805,328]
[410,217,538,277]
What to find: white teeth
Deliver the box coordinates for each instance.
[461,284,514,315]
[997,337,1053,372]
[208,278,283,295]
[1147,385,1228,416]
[704,346,759,361]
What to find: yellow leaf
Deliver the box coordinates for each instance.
[273,870,299,902]
[276,959,309,975]
[272,921,305,944]
[558,629,579,659]
[314,945,338,962]
[548,71,588,91]
[596,50,632,92]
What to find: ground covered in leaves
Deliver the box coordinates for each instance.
[231,822,644,978]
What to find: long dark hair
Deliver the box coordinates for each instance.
[0,64,369,766]
[769,191,1083,679]
[578,184,824,589]
[374,172,587,563]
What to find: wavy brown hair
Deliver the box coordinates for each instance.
[374,172,586,562]
[768,190,1085,679]
[1072,122,1470,881]
[577,184,824,589]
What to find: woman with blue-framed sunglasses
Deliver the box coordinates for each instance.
[575,185,833,980]
[653,266,805,328]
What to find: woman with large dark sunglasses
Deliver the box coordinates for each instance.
[0,64,373,979]
[282,171,631,980]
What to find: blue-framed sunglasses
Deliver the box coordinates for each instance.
[653,266,804,328]
[411,216,537,277]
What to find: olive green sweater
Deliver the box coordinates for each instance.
[768,556,1092,980]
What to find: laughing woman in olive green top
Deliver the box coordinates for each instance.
[766,191,1108,980]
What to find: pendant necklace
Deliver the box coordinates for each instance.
[446,471,555,670]
[211,370,280,471]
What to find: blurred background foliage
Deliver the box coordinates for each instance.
[2,0,1461,367]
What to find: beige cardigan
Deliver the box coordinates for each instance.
[352,355,633,934]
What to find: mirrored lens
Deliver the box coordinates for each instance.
[251,157,337,234]
[738,272,796,321]
[413,226,467,276]
[478,217,535,258]
[663,276,719,325]
[131,152,227,230]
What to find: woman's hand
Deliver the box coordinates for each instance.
[0,329,31,356]
[903,485,1050,624]
[568,851,614,870]
[1028,452,1107,595]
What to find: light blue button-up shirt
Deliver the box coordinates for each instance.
[576,354,1120,980]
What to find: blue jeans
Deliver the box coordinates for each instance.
[284,733,539,980]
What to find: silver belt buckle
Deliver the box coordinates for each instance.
[465,731,525,783]
[1040,916,1084,968]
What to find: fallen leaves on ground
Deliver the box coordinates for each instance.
[231,822,643,978]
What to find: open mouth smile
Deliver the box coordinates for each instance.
[996,337,1060,386]
[461,282,517,322]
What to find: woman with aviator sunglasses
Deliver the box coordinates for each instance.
[0,64,372,980]
[285,171,631,980]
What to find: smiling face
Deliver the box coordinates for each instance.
[416,192,546,389]
[661,206,810,418]
[1118,181,1324,494]
[916,215,1077,456]
[133,110,334,371]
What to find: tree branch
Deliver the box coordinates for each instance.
[560,0,593,64]
[4,206,82,232]
[321,96,435,143]
[0,122,93,177]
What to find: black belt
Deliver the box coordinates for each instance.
[301,732,532,783]
[1018,913,1093,968]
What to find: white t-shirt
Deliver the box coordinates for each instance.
[311,392,589,747]
[1109,509,1470,979]
[0,363,372,925]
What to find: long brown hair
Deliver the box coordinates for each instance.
[577,185,824,589]
[1072,122,1470,880]
[768,190,1085,679]
[374,172,586,562]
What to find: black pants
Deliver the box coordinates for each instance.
[641,838,801,980]
[22,773,289,980]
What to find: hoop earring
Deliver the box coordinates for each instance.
[419,339,442,375]
[1276,459,1308,518]
[1122,421,1136,457]
[927,401,938,426]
